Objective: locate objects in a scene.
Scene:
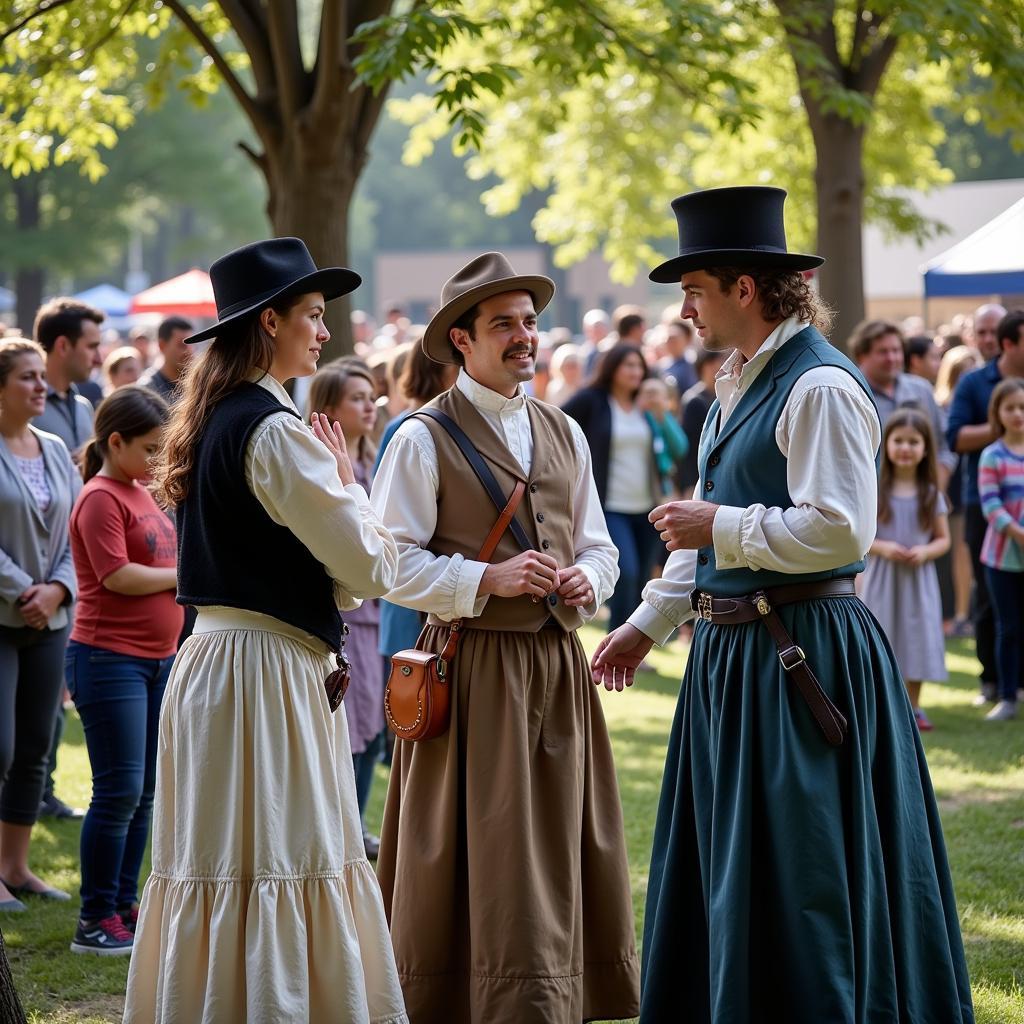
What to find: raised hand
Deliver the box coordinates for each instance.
[650,500,717,551]
[311,412,356,487]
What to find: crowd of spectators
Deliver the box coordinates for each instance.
[0,288,1020,948]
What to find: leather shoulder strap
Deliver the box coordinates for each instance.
[413,407,533,552]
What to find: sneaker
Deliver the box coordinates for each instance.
[914,707,934,732]
[971,683,998,708]
[119,904,140,933]
[38,793,85,820]
[985,700,1018,722]
[70,914,134,956]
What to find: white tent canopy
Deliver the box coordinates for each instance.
[922,195,1024,298]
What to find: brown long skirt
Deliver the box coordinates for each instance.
[377,625,639,1024]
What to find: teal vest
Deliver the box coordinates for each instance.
[695,325,878,596]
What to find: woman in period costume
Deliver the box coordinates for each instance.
[123,238,407,1024]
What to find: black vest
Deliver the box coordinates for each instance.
[176,382,342,651]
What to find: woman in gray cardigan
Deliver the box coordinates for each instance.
[0,338,78,912]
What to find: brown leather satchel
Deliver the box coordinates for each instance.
[384,479,527,742]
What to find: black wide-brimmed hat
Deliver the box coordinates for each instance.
[423,252,555,364]
[649,186,824,283]
[185,237,362,344]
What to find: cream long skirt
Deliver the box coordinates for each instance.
[123,608,408,1024]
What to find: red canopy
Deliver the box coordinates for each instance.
[130,269,217,317]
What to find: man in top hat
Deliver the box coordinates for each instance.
[371,253,639,1023]
[593,188,973,1023]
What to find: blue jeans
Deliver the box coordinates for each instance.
[605,510,659,633]
[984,567,1024,702]
[65,641,173,920]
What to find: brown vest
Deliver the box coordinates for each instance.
[423,386,585,633]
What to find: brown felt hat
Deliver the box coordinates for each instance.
[422,252,555,365]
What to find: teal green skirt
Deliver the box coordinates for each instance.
[641,595,973,1023]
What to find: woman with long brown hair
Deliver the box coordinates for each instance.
[122,239,407,1023]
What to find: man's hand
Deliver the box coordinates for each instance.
[556,565,594,608]
[480,550,559,600]
[311,412,355,487]
[591,624,655,691]
[650,500,717,551]
[18,583,66,630]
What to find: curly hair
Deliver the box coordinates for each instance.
[705,267,833,334]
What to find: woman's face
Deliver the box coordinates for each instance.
[110,357,141,389]
[326,375,377,440]
[0,352,47,422]
[267,292,330,381]
[612,352,646,395]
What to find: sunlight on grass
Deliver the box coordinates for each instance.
[6,628,1022,1023]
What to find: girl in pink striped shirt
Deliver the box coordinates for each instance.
[978,377,1024,721]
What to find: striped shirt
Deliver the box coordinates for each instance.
[979,439,1024,571]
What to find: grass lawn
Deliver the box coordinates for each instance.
[4,630,1023,1023]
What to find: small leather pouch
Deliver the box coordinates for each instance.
[324,624,351,713]
[385,645,453,742]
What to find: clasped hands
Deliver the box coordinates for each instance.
[480,550,594,608]
[18,582,67,630]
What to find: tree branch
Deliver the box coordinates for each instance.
[162,0,265,133]
[266,0,307,119]
[776,0,842,73]
[311,0,347,117]
[79,0,140,64]
[0,0,78,45]
[849,1,869,69]
[238,138,268,174]
[217,0,276,97]
[856,29,899,98]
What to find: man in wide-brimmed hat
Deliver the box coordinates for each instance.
[371,252,639,1023]
[593,187,974,1023]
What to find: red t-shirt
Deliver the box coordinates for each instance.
[70,475,183,659]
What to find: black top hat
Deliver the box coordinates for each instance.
[649,186,824,284]
[185,237,362,344]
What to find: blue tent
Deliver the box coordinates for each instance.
[922,196,1024,298]
[72,283,133,317]
[0,286,13,313]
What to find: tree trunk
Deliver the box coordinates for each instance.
[0,927,27,1024]
[262,132,359,362]
[811,113,867,351]
[13,177,43,335]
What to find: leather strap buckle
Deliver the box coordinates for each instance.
[697,593,714,622]
[778,645,806,671]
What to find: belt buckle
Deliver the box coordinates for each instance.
[697,593,714,622]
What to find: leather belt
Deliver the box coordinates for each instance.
[690,578,855,748]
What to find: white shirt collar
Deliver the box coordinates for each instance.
[717,316,809,384]
[456,368,527,414]
[250,369,300,414]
